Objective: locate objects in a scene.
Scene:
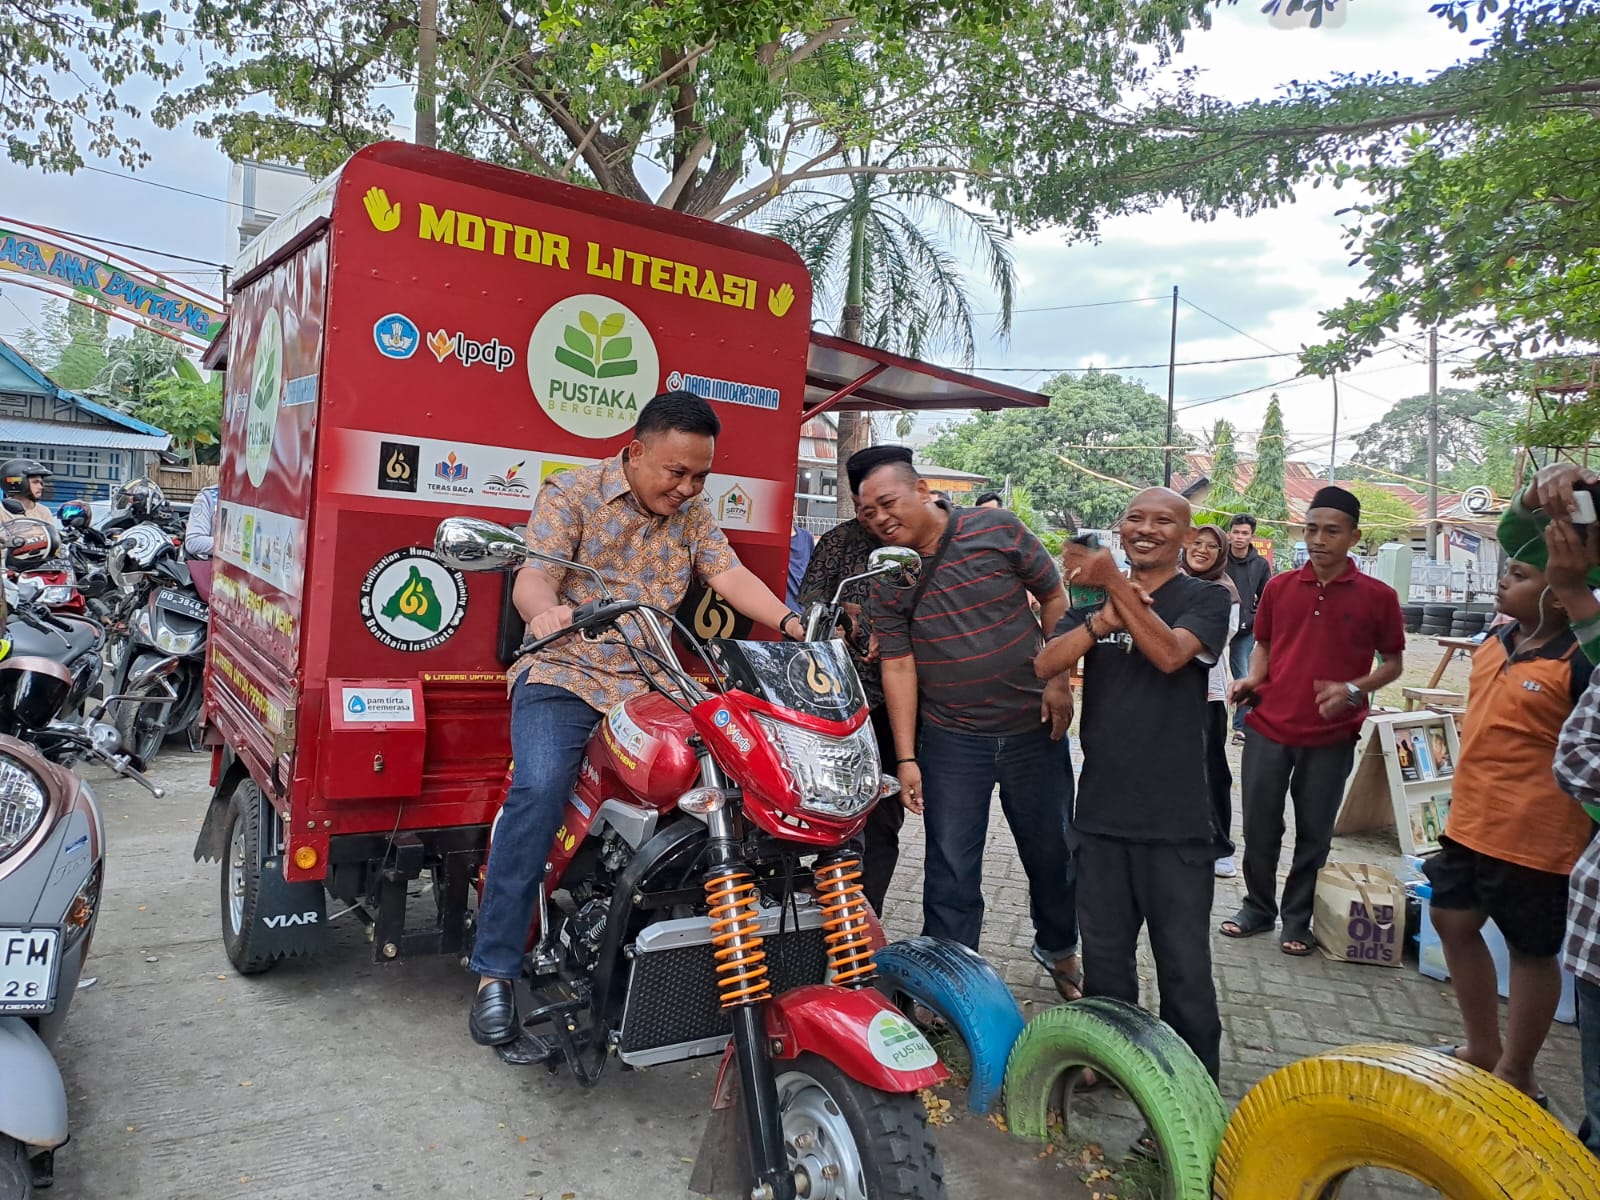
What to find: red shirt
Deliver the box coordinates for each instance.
[1246,560,1406,747]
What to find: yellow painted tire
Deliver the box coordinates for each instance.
[1214,1043,1600,1200]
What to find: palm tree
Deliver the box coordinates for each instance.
[758,147,1017,511]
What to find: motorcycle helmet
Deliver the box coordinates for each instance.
[107,523,169,591]
[0,458,51,499]
[2,518,59,571]
[112,477,168,519]
[57,500,91,530]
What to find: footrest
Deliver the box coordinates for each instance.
[494,1031,557,1067]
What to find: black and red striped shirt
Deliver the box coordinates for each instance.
[869,504,1061,735]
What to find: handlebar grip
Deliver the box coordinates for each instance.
[517,626,578,657]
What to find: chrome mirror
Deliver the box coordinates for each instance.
[867,546,921,574]
[434,517,532,572]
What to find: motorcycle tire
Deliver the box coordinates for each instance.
[1213,1042,1600,1200]
[220,779,279,976]
[1002,998,1226,1200]
[0,1137,33,1200]
[774,1052,946,1200]
[873,936,1024,1115]
[112,652,174,767]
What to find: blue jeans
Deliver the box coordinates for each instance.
[1229,632,1256,731]
[917,723,1078,960]
[1581,976,1600,1159]
[470,680,603,980]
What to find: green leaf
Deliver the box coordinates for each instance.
[578,311,600,337]
[599,312,625,337]
[554,346,598,376]
[562,325,594,357]
[595,359,637,379]
[600,336,632,361]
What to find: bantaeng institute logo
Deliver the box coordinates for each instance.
[377,441,420,493]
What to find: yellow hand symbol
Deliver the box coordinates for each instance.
[364,186,402,233]
[767,282,796,318]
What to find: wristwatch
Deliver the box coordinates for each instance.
[1345,681,1365,707]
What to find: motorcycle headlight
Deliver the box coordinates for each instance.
[154,628,197,654]
[752,715,881,819]
[38,585,72,605]
[0,756,48,862]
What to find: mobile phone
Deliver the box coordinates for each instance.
[1067,532,1108,609]
[1574,489,1597,525]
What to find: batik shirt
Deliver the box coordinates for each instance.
[512,453,737,712]
[1553,667,1600,987]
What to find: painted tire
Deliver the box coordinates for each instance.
[1214,1043,1600,1200]
[873,936,1025,1114]
[1002,998,1226,1200]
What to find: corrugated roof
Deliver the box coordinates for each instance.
[0,415,171,452]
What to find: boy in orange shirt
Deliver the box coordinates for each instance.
[1426,531,1597,1102]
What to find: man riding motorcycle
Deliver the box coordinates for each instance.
[0,458,58,526]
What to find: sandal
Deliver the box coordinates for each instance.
[1219,910,1273,939]
[1128,1127,1159,1161]
[1031,946,1084,1002]
[1280,934,1315,957]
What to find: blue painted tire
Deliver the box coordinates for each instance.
[873,936,1026,1114]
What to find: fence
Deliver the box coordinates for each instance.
[153,463,220,502]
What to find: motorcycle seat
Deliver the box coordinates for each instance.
[54,617,101,660]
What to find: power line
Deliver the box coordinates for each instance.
[7,221,229,269]
[972,350,1294,373]
[76,165,275,217]
[975,294,1170,319]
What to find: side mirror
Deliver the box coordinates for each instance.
[867,546,921,574]
[434,517,534,572]
[1,499,24,515]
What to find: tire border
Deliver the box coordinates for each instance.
[873,936,1025,1114]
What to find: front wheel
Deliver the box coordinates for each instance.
[776,1052,945,1200]
[0,1136,34,1200]
[111,653,174,766]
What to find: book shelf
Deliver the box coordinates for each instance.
[1333,711,1462,856]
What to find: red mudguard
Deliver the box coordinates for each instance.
[762,984,950,1093]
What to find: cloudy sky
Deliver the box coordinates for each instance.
[0,1,1475,466]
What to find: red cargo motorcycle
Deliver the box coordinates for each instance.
[435,516,947,1200]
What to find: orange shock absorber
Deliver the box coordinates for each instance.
[815,854,877,986]
[705,868,771,1008]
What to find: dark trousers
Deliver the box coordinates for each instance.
[1228,633,1255,731]
[1238,728,1357,939]
[1204,700,1235,855]
[1580,976,1600,1158]
[1076,831,1222,1082]
[470,680,603,980]
[918,723,1078,959]
[860,704,906,915]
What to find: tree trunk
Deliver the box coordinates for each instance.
[416,0,438,148]
[833,209,871,517]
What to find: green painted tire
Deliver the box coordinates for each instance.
[1001,998,1226,1200]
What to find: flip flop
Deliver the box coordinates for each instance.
[1219,911,1273,939]
[1030,946,1084,1002]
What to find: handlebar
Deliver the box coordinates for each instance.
[516,598,640,657]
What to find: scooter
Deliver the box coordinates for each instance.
[435,517,947,1200]
[0,733,105,1198]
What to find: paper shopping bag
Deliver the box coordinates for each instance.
[1313,863,1405,967]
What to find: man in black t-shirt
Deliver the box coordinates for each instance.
[1038,488,1231,1082]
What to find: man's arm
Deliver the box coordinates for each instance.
[1036,622,1097,679]
[183,494,214,558]
[707,564,801,637]
[1230,637,1272,705]
[1036,585,1066,644]
[1100,572,1205,674]
[1556,668,1600,821]
[1544,518,1600,660]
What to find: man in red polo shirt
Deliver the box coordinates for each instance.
[1222,485,1406,956]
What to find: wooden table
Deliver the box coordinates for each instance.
[1425,635,1484,688]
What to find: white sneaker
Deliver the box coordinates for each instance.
[1214,856,1238,878]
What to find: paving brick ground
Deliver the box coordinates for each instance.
[875,723,1588,1198]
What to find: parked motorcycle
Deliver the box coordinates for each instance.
[102,524,208,765]
[55,503,114,624]
[0,731,104,1199]
[434,517,948,1200]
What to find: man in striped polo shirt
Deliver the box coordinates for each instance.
[860,456,1081,999]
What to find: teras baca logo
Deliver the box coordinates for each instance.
[427,328,517,372]
[429,451,472,495]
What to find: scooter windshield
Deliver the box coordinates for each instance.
[703,638,865,722]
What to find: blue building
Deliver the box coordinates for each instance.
[0,338,171,504]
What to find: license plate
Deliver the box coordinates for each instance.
[155,587,209,621]
[0,928,59,1014]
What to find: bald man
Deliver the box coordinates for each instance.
[1037,488,1232,1087]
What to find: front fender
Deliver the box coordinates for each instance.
[0,1017,68,1149]
[765,984,948,1094]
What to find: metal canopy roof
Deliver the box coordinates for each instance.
[805,332,1048,418]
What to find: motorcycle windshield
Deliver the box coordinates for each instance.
[703,639,864,722]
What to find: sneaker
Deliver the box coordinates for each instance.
[1214,856,1238,878]
[1230,731,1246,746]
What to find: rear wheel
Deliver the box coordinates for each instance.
[776,1052,945,1200]
[0,1137,34,1200]
[220,779,278,975]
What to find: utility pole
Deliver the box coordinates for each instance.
[1427,327,1440,558]
[416,0,438,148]
[1163,285,1179,486]
[1329,375,1339,482]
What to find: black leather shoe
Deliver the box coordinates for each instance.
[469,979,519,1046]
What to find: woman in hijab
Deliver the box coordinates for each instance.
[1182,523,1241,878]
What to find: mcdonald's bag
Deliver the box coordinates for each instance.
[1313,863,1405,967]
